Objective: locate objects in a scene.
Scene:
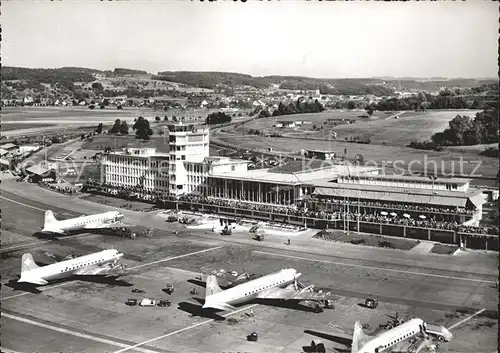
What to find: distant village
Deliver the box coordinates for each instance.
[1,72,458,112]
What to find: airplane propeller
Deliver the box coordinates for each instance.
[387,312,400,321]
[62,252,76,261]
[293,272,301,289]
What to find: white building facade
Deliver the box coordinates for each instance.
[102,147,170,194]
[102,123,249,198]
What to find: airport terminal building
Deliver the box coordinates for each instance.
[99,123,491,246]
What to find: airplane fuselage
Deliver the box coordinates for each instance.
[205,269,300,307]
[359,318,426,353]
[42,211,124,233]
[19,250,123,284]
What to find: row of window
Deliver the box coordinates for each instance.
[382,330,416,349]
[61,258,105,273]
[74,217,105,226]
[188,176,205,184]
[106,174,169,180]
[106,176,168,186]
[186,164,205,174]
[341,178,460,191]
[244,280,285,296]
[105,160,172,169]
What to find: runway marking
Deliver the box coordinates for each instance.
[2,312,162,353]
[253,251,496,284]
[0,195,46,212]
[0,233,91,253]
[128,246,224,270]
[448,308,486,330]
[112,304,260,353]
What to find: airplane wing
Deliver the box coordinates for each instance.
[257,287,336,301]
[74,263,126,276]
[84,221,131,230]
[41,228,66,235]
[18,276,48,286]
[407,337,437,353]
[204,302,237,311]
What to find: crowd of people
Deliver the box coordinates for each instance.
[83,181,498,236]
[39,181,80,196]
[315,198,473,215]
[177,195,497,235]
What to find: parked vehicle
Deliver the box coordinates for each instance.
[221,225,232,235]
[323,299,335,309]
[131,288,145,293]
[253,234,264,241]
[139,298,156,307]
[126,299,138,306]
[310,341,326,353]
[157,299,172,307]
[164,284,174,294]
[247,332,258,342]
[426,324,453,342]
[166,215,178,222]
[365,297,378,309]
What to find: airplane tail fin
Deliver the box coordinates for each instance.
[351,321,371,353]
[44,210,58,227]
[205,275,223,297]
[21,253,40,273]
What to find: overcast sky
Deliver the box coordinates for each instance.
[2,1,498,78]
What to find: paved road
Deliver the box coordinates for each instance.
[1,181,497,353]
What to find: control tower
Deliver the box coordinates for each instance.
[167,123,209,195]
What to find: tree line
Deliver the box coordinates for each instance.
[2,67,95,87]
[374,85,499,111]
[101,117,154,140]
[432,108,499,145]
[271,99,325,117]
[153,72,271,89]
[278,80,394,96]
[409,107,499,150]
[205,112,232,125]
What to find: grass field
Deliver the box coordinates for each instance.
[430,243,459,255]
[443,143,498,154]
[215,108,498,178]
[1,106,155,122]
[1,123,57,131]
[214,131,499,179]
[236,109,482,147]
[329,110,481,146]
[313,230,419,251]
[81,135,169,151]
[235,110,385,134]
[2,106,251,123]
